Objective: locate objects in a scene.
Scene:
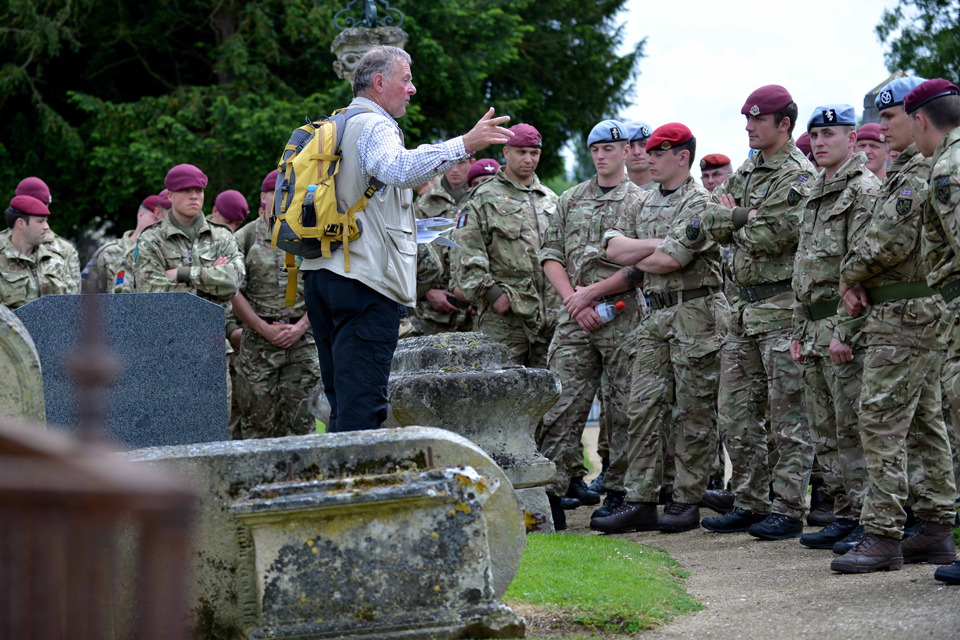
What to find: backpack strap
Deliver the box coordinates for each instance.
[283,252,298,307]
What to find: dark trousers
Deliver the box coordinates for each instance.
[303,269,400,432]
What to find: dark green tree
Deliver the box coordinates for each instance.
[0,0,644,243]
[877,0,960,81]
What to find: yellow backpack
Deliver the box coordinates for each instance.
[271,107,385,305]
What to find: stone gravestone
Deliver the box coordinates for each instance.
[0,304,45,423]
[15,293,228,447]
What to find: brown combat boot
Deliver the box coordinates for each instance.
[590,501,658,534]
[807,500,836,527]
[658,502,701,533]
[700,489,735,514]
[831,532,903,574]
[900,520,957,565]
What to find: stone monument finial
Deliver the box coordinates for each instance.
[331,0,408,88]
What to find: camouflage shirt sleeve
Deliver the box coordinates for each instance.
[735,171,810,253]
[416,242,444,298]
[538,190,568,266]
[133,234,179,294]
[451,196,497,303]
[659,190,711,267]
[188,231,245,300]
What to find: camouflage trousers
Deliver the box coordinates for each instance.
[802,353,868,519]
[478,308,551,369]
[939,301,960,504]
[859,345,956,538]
[235,330,323,439]
[720,328,813,519]
[539,298,638,497]
[227,351,242,440]
[623,295,723,504]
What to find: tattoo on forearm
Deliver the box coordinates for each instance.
[622,266,643,287]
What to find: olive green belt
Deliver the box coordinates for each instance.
[941,278,960,303]
[738,280,792,303]
[865,281,937,304]
[802,297,840,321]
[646,286,713,310]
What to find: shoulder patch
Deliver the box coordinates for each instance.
[787,188,802,207]
[901,189,913,196]
[936,177,950,187]
[937,184,952,205]
[686,219,701,241]
[457,213,469,228]
[896,197,912,215]
[797,175,808,183]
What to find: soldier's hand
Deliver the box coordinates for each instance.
[790,339,803,362]
[492,293,512,315]
[575,307,602,333]
[829,338,854,364]
[747,209,759,220]
[258,321,288,346]
[718,193,737,209]
[426,288,458,313]
[164,268,178,281]
[230,328,242,350]
[564,286,597,317]
[212,256,229,267]
[274,324,306,349]
[842,283,868,317]
[462,108,513,153]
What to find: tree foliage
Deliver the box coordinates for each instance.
[0,0,644,239]
[877,0,960,81]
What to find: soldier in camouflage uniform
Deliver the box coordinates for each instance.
[0,195,78,309]
[82,195,163,294]
[114,190,171,293]
[590,123,725,534]
[230,170,322,439]
[831,77,957,574]
[695,85,817,541]
[452,124,561,368]
[132,164,245,415]
[413,158,475,334]
[626,121,656,190]
[907,78,960,585]
[789,105,879,551]
[538,120,645,528]
[14,177,81,295]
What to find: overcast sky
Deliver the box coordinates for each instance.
[578,0,905,178]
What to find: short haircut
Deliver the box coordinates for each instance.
[5,208,29,229]
[353,46,412,97]
[917,94,960,132]
[774,101,799,136]
[671,136,697,167]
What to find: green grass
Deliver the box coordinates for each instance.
[504,534,703,636]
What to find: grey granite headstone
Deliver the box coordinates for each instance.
[15,293,228,447]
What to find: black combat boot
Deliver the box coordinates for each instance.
[592,490,625,519]
[800,518,858,550]
[935,560,960,584]
[586,458,609,494]
[566,477,601,506]
[560,497,581,511]
[833,524,865,555]
[548,495,567,531]
[748,514,804,540]
[702,507,767,533]
[590,501,659,534]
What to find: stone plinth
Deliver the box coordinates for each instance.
[123,427,525,639]
[388,333,560,532]
[0,304,45,424]
[231,468,522,640]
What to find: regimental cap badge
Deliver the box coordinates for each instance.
[641,125,651,137]
[610,126,621,140]
[880,90,893,105]
[749,105,761,116]
[699,159,706,169]
[879,133,886,142]
[823,109,836,123]
[485,164,496,172]
[661,141,671,150]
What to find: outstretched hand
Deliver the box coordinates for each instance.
[462,108,513,153]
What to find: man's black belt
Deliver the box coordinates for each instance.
[802,297,840,321]
[646,286,713,310]
[738,280,792,303]
[865,281,937,304]
[941,278,960,303]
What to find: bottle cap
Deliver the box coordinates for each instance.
[307,184,317,191]
[615,301,625,310]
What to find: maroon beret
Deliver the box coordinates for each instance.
[164,164,208,192]
[141,195,159,212]
[261,169,279,193]
[795,132,812,156]
[700,153,731,171]
[215,190,249,222]
[506,123,542,148]
[15,177,51,204]
[646,123,694,152]
[904,78,960,114]
[9,195,50,217]
[741,85,793,117]
[467,159,500,184]
[157,189,172,210]
[856,123,886,144]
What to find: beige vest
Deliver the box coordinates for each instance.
[300,99,417,306]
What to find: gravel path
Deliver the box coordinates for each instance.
[568,426,960,640]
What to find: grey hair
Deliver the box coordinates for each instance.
[353,46,412,97]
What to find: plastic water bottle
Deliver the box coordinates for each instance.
[302,184,317,227]
[595,300,625,324]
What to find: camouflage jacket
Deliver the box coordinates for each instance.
[452,168,561,335]
[698,139,816,335]
[793,152,881,355]
[413,178,468,325]
[43,231,81,294]
[924,126,960,291]
[82,229,135,294]
[541,176,646,291]
[840,144,941,348]
[604,176,723,296]
[235,214,306,321]
[0,229,77,309]
[132,211,245,307]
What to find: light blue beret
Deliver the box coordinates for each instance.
[588,120,628,147]
[807,104,857,131]
[875,76,927,111]
[626,121,653,142]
